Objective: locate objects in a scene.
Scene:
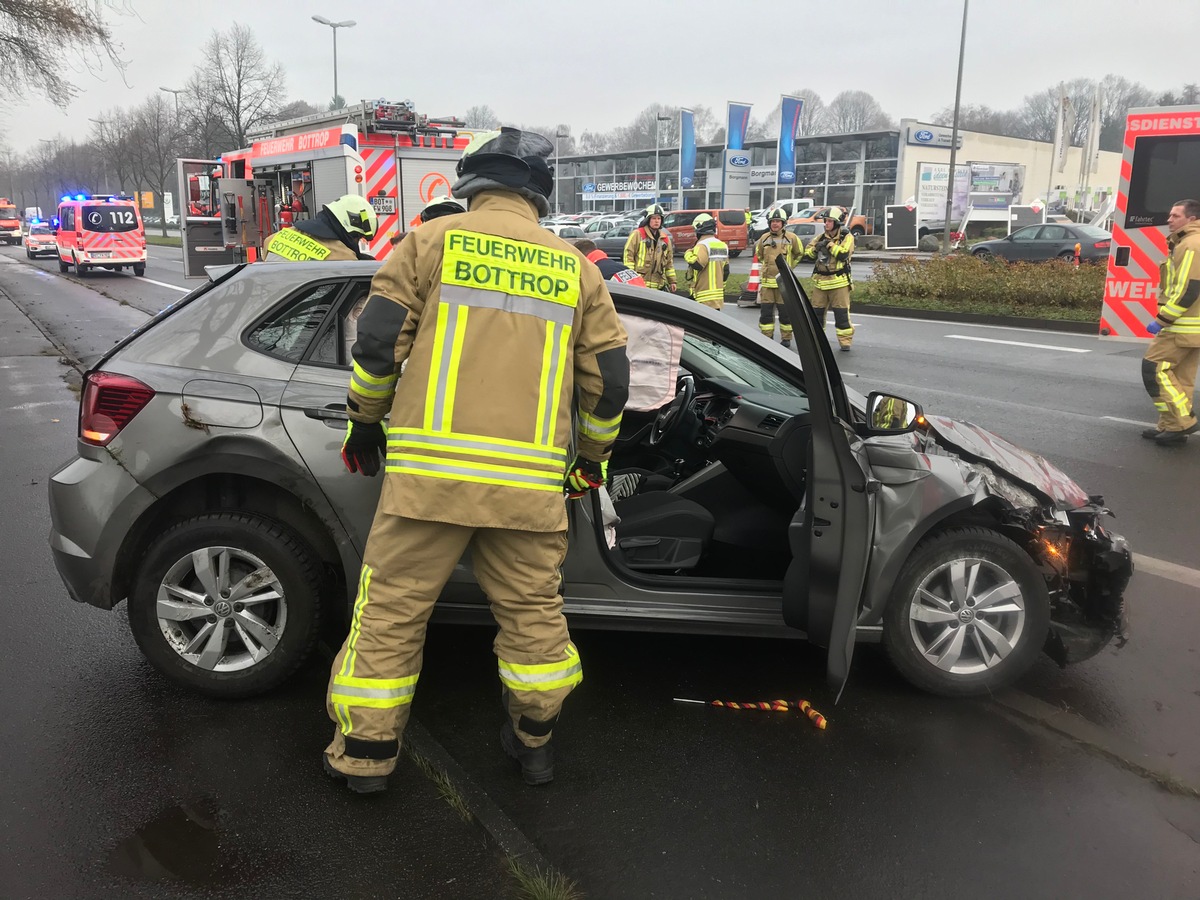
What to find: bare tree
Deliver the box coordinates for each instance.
[0,0,130,106]
[931,103,1026,137]
[191,24,286,147]
[1017,78,1093,145]
[749,90,828,141]
[1098,75,1154,151]
[128,95,182,236]
[464,105,500,129]
[824,90,892,133]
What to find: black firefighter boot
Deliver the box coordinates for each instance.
[500,720,555,786]
[322,754,389,794]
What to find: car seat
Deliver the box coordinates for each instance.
[612,492,714,571]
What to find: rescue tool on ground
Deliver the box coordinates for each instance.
[675,697,828,729]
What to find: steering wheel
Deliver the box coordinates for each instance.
[649,375,696,446]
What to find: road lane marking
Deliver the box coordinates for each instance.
[1102,416,1156,427]
[945,334,1091,353]
[1133,553,1200,590]
[115,273,188,293]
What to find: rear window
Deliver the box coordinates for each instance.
[718,210,745,226]
[1074,224,1111,240]
[664,212,699,228]
[83,204,139,233]
[1126,134,1200,228]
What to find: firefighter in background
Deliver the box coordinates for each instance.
[264,194,378,261]
[419,194,466,223]
[803,206,856,351]
[623,203,677,292]
[683,213,728,309]
[754,208,804,346]
[570,238,646,286]
[1142,198,1200,445]
[325,127,630,793]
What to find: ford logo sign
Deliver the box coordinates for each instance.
[582,183,596,193]
[729,155,750,167]
[914,130,934,143]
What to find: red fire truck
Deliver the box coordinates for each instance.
[177,100,470,277]
[0,198,22,244]
[1101,105,1200,339]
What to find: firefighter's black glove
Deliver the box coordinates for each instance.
[839,226,850,238]
[565,457,607,499]
[341,420,387,477]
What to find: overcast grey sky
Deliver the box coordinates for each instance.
[2,0,1194,153]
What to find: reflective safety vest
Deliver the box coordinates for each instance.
[1156,221,1200,344]
[347,190,630,533]
[263,228,358,262]
[803,230,855,291]
[622,227,676,289]
[684,236,728,307]
[753,230,804,288]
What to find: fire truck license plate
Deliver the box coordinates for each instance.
[91,251,112,258]
[371,197,397,215]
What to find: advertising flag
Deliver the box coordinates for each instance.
[726,101,752,151]
[776,95,804,189]
[1085,84,1102,175]
[1053,84,1075,174]
[679,108,696,189]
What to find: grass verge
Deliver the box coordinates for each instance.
[505,856,585,900]
[406,747,474,823]
[146,234,182,247]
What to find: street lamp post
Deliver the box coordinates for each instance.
[653,114,670,210]
[555,130,569,216]
[942,0,969,254]
[159,86,184,115]
[312,15,356,102]
[88,117,112,194]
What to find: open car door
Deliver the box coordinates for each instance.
[776,265,873,698]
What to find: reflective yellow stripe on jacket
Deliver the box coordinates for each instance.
[498,643,583,692]
[1160,247,1200,333]
[264,229,333,261]
[384,229,581,492]
[684,237,728,305]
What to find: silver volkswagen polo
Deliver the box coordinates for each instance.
[48,261,1132,699]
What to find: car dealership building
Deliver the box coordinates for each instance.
[554,119,1122,233]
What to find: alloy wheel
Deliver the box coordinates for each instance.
[907,557,1027,675]
[155,546,287,672]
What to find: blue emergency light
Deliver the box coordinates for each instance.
[60,195,70,203]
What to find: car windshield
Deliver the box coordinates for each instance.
[83,204,138,233]
[30,223,51,235]
[0,206,17,218]
[681,332,803,397]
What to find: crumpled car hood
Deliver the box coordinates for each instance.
[924,415,1091,510]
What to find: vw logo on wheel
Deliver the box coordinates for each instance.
[214,600,233,617]
[914,130,935,143]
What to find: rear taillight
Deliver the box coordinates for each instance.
[79,371,155,446]
[1094,241,1110,249]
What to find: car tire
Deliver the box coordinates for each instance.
[729,249,742,259]
[74,255,88,276]
[1057,250,1074,261]
[128,512,324,699]
[882,526,1050,697]
[133,263,146,277]
[26,249,33,259]
[58,258,68,273]
[972,248,992,259]
[850,226,865,237]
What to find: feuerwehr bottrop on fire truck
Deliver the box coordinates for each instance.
[177,99,475,278]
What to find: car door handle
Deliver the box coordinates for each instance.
[303,405,350,427]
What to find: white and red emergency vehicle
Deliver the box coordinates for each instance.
[0,198,22,244]
[54,194,148,276]
[178,100,471,277]
[1101,105,1200,339]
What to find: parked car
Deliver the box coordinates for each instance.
[663,209,748,256]
[788,206,873,237]
[751,199,815,240]
[971,223,1112,263]
[594,223,637,260]
[48,260,1132,700]
[582,216,625,236]
[544,223,587,239]
[23,222,57,258]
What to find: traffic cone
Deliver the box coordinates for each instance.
[738,258,761,307]
[1073,242,1081,268]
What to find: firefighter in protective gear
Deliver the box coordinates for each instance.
[623,203,677,292]
[323,127,630,792]
[754,208,804,345]
[264,194,379,261]
[683,213,729,309]
[419,194,466,223]
[1141,199,1200,444]
[802,207,856,350]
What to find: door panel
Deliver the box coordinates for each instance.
[776,265,873,697]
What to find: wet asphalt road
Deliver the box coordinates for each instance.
[1,245,1198,898]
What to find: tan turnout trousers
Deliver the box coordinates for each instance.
[1143,332,1199,432]
[325,511,578,778]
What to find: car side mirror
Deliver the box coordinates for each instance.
[864,391,924,435]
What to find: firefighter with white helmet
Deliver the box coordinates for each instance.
[264,193,379,261]
[802,206,856,350]
[623,202,677,292]
[683,213,729,309]
[322,127,630,793]
[753,208,804,346]
[419,194,466,223]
